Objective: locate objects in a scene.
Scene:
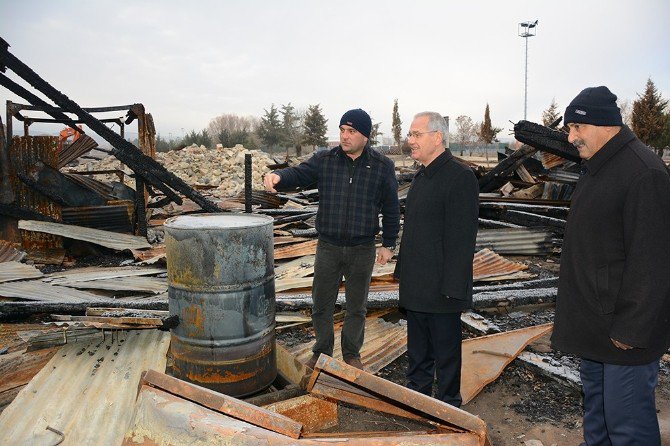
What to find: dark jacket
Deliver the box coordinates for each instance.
[551,126,670,365]
[394,150,479,313]
[274,146,400,248]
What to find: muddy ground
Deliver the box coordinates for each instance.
[278,304,670,445]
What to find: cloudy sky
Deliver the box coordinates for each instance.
[2,0,669,144]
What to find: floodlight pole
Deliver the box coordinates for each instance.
[518,20,538,121]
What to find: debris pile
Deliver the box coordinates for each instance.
[75,144,276,198]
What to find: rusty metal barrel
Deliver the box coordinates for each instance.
[164,213,276,397]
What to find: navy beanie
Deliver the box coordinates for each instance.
[340,108,372,138]
[564,86,623,126]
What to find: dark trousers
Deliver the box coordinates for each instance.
[311,240,376,360]
[406,310,462,407]
[580,358,660,446]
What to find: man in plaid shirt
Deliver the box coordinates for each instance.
[264,108,400,370]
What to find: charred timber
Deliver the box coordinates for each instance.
[0,300,168,321]
[478,144,537,192]
[513,120,581,163]
[0,42,220,213]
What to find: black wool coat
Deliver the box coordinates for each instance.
[394,150,479,313]
[551,126,670,365]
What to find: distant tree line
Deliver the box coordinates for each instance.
[151,78,668,159]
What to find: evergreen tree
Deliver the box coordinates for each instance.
[182,129,212,148]
[477,104,502,143]
[280,103,304,156]
[302,104,328,149]
[391,99,402,149]
[257,104,283,153]
[542,98,561,127]
[369,122,381,146]
[632,78,669,155]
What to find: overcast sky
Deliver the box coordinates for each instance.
[2,0,669,144]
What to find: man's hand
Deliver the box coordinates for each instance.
[376,247,393,265]
[263,173,281,193]
[611,338,633,350]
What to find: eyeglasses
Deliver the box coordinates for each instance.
[406,130,438,139]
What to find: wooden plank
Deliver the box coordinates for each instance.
[140,369,304,439]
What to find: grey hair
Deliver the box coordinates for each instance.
[414,111,448,146]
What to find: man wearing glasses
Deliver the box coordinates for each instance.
[264,108,400,370]
[394,111,479,406]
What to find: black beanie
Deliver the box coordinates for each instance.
[564,86,623,126]
[340,108,372,138]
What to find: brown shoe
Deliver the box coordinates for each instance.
[305,353,320,370]
[344,357,365,370]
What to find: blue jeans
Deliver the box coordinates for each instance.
[580,358,660,446]
[310,240,375,360]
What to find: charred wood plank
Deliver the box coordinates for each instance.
[502,210,566,234]
[513,120,581,163]
[0,300,168,321]
[478,144,537,192]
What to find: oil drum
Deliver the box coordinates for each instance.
[164,213,276,396]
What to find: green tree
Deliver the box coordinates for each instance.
[302,104,328,149]
[369,122,381,146]
[257,104,283,154]
[478,103,502,143]
[280,103,305,156]
[391,99,402,149]
[632,78,669,156]
[541,98,561,127]
[182,129,212,148]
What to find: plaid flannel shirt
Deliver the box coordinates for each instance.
[274,146,400,248]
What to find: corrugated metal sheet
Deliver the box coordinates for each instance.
[44,266,165,284]
[472,248,532,281]
[58,135,98,168]
[0,241,26,263]
[0,329,170,446]
[0,280,110,303]
[62,173,114,198]
[476,228,555,255]
[62,204,133,233]
[0,261,44,283]
[130,245,166,264]
[18,220,151,250]
[10,136,63,255]
[284,312,407,374]
[55,276,167,294]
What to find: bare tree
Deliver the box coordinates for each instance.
[454,115,477,156]
[618,99,633,128]
[206,113,259,148]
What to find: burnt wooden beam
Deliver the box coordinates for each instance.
[0,299,169,321]
[478,144,537,192]
[0,45,219,212]
[513,120,581,163]
[502,210,565,234]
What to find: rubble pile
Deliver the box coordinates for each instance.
[75,144,276,198]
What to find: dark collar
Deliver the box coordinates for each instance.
[420,149,453,178]
[584,126,636,175]
[335,145,371,163]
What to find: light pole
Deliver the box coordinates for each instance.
[518,20,538,120]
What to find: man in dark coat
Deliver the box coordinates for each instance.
[264,108,400,370]
[393,111,479,407]
[551,86,670,445]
